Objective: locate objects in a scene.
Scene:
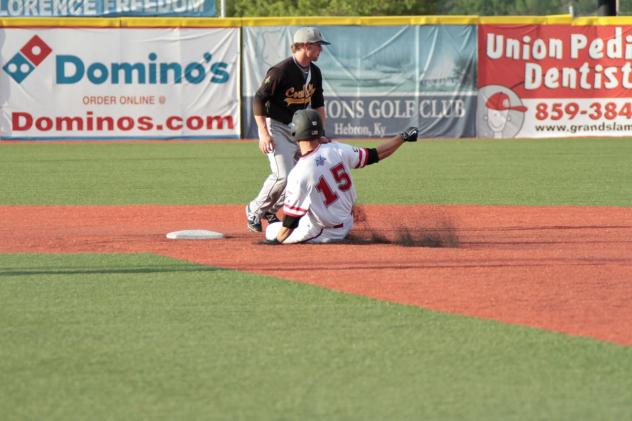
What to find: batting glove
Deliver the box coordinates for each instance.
[400,127,418,142]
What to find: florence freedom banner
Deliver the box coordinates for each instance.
[0,0,216,17]
[478,24,632,138]
[0,27,239,140]
[242,25,477,139]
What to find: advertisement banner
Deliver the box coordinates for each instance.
[478,24,632,138]
[0,28,239,140]
[0,0,216,17]
[242,25,477,139]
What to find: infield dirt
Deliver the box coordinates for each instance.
[1,204,630,346]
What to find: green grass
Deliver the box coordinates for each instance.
[1,253,631,421]
[1,138,631,206]
[1,139,631,420]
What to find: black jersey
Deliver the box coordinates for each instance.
[253,57,325,125]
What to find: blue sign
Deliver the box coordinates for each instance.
[242,25,478,139]
[0,0,216,17]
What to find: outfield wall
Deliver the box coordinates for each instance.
[2,15,632,140]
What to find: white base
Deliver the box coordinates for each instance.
[166,229,224,240]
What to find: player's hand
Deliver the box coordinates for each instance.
[258,131,275,154]
[400,127,418,142]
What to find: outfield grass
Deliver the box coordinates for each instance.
[2,253,631,420]
[1,138,631,206]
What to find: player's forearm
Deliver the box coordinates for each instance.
[254,115,270,136]
[376,134,405,160]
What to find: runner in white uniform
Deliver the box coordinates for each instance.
[265,109,419,244]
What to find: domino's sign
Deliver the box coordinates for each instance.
[55,53,230,85]
[2,35,52,83]
[0,28,240,140]
[3,34,230,85]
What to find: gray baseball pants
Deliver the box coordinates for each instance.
[248,118,299,219]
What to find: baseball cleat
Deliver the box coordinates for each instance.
[246,205,262,232]
[263,212,280,224]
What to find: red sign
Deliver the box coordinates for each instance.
[479,25,632,99]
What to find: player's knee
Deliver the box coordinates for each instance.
[265,222,283,242]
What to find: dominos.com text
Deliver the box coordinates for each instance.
[11,111,234,132]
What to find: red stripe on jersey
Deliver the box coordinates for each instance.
[283,209,306,218]
[355,148,367,168]
[283,204,307,217]
[284,204,308,212]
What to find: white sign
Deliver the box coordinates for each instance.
[0,27,239,139]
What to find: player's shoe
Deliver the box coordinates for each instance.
[246,205,262,232]
[263,212,280,224]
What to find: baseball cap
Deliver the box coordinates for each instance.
[485,92,527,112]
[293,27,331,45]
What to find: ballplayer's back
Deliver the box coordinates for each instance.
[283,141,369,228]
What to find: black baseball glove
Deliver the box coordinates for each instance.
[400,127,419,142]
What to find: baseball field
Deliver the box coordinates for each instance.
[1,138,631,420]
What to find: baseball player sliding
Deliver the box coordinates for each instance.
[265,109,418,244]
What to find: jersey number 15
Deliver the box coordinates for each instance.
[315,162,351,206]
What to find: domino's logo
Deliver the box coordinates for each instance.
[3,36,52,84]
[1,34,230,86]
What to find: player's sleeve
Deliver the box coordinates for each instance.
[282,173,311,219]
[337,142,370,169]
[255,67,282,104]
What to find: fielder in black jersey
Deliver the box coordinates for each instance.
[253,56,325,125]
[246,27,330,232]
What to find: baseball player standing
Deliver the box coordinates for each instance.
[265,109,419,244]
[246,27,331,232]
